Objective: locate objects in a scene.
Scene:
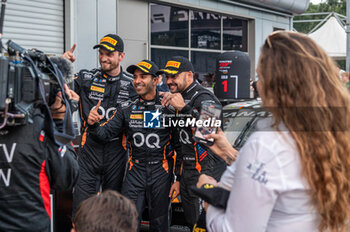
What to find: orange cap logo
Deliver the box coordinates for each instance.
[165,61,181,68]
[138,61,152,69]
[100,37,117,46]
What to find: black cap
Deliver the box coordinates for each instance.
[93,34,124,52]
[160,56,194,75]
[127,60,163,77]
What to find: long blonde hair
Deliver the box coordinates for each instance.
[257,31,350,232]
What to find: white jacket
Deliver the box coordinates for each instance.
[206,119,319,232]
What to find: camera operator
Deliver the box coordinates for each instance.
[0,84,79,232]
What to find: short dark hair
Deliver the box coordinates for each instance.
[73,190,138,232]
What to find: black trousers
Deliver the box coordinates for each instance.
[122,159,173,232]
[180,162,227,230]
[180,169,201,230]
[72,138,127,217]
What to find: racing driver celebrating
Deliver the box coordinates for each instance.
[87,60,182,232]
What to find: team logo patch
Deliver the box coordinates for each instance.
[247,161,268,185]
[120,80,130,89]
[100,37,117,46]
[165,61,181,68]
[90,86,105,93]
[58,145,67,157]
[143,110,161,128]
[93,78,106,83]
[138,61,152,69]
[130,114,143,119]
[82,72,93,80]
[89,92,104,101]
[39,130,45,142]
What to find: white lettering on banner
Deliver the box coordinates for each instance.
[0,169,11,186]
[162,117,221,128]
[178,120,184,127]
[223,110,272,118]
[177,10,188,21]
[90,106,116,120]
[0,143,16,163]
[133,132,160,148]
[0,143,16,187]
[187,118,196,126]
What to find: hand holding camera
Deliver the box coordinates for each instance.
[51,84,79,120]
[203,128,238,165]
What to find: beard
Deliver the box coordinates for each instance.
[168,81,186,93]
[100,61,119,73]
[167,73,188,93]
[167,83,178,93]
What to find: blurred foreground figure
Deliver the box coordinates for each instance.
[72,190,138,232]
[0,87,79,232]
[200,31,350,232]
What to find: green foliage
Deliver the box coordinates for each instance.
[293,0,347,33]
[337,60,346,70]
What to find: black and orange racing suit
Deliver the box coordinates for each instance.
[177,81,227,229]
[89,91,181,232]
[72,68,137,215]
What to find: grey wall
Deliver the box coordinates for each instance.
[150,0,291,76]
[67,0,117,72]
[118,0,149,72]
[69,0,291,76]
[252,11,290,77]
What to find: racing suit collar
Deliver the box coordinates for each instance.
[139,89,159,105]
[102,66,124,82]
[182,81,198,97]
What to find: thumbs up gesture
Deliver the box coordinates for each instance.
[88,100,103,125]
[61,44,77,62]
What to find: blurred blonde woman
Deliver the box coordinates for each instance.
[200,31,350,232]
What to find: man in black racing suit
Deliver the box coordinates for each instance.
[0,89,79,232]
[62,34,137,215]
[87,60,181,232]
[160,56,227,229]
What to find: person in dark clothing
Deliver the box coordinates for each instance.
[0,86,79,232]
[87,60,182,232]
[62,34,137,216]
[160,56,227,229]
[157,73,170,92]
